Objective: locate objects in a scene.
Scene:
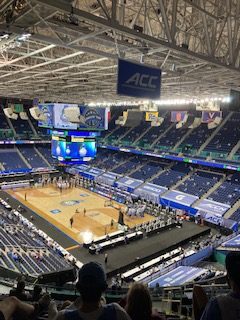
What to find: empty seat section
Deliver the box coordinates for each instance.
[154,126,188,150]
[208,173,240,206]
[230,208,240,222]
[177,170,222,197]
[0,148,27,170]
[121,121,151,147]
[10,117,34,138]
[151,163,190,188]
[204,112,240,156]
[179,125,212,153]
[36,145,55,165]
[130,161,165,180]
[18,146,48,168]
[136,117,170,149]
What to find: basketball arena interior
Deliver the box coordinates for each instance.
[0,1,239,319]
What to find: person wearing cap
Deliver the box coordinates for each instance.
[48,262,130,320]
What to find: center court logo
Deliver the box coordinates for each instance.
[61,200,80,206]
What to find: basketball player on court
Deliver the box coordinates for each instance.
[70,217,74,228]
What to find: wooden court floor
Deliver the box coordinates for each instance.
[8,185,154,244]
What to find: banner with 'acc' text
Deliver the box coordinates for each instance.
[117,59,161,99]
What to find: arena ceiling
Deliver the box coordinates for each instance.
[0,0,240,103]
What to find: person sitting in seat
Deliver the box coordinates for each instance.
[125,283,164,320]
[48,262,130,320]
[9,281,28,301]
[201,251,240,320]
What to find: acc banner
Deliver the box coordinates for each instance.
[194,199,230,216]
[202,111,222,123]
[145,112,159,121]
[171,111,187,122]
[200,212,237,231]
[117,59,161,99]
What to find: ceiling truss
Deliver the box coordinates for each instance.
[0,0,238,103]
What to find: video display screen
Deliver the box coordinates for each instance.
[38,104,54,128]
[38,103,109,131]
[51,135,96,163]
[53,104,78,130]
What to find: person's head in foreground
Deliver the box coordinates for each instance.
[200,251,240,320]
[16,281,25,293]
[76,261,108,306]
[125,282,153,320]
[225,251,240,293]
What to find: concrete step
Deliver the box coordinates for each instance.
[117,126,137,143]
[172,127,194,151]
[151,122,175,148]
[134,126,152,145]
[193,174,226,207]
[224,199,240,219]
[34,146,50,166]
[16,147,31,169]
[172,168,196,189]
[227,140,240,160]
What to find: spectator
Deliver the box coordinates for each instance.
[125,283,164,320]
[201,252,240,320]
[48,262,130,320]
[9,281,28,301]
[31,285,42,302]
[0,293,50,320]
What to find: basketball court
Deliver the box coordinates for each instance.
[7,185,154,243]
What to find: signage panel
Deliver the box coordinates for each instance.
[117,59,161,99]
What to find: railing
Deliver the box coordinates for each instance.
[142,246,213,285]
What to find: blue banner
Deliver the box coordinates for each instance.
[116,176,143,193]
[78,106,109,131]
[202,111,222,123]
[222,234,240,247]
[96,172,120,186]
[194,199,230,216]
[134,183,167,203]
[66,164,90,175]
[87,167,104,177]
[171,111,187,123]
[148,266,206,287]
[161,190,198,206]
[117,59,161,99]
[200,212,238,231]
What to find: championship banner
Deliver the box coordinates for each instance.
[201,111,222,123]
[171,111,187,122]
[117,59,161,99]
[145,111,159,121]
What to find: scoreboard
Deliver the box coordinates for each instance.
[51,131,97,163]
